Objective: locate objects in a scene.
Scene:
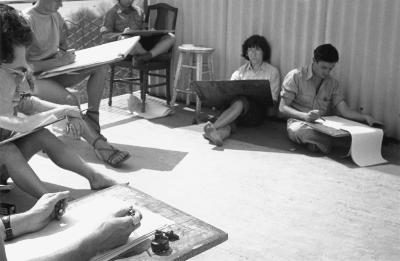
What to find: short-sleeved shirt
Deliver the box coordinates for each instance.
[23,7,64,61]
[103,3,144,33]
[231,61,281,102]
[280,64,344,116]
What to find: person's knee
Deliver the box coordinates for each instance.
[32,128,54,141]
[93,64,108,75]
[287,121,307,143]
[231,99,245,111]
[168,33,176,43]
[65,92,80,106]
[0,143,21,158]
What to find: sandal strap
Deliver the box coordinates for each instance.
[92,134,107,148]
[94,147,130,166]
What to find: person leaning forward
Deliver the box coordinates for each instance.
[0,4,126,199]
[0,191,141,261]
[22,0,130,167]
[279,44,381,154]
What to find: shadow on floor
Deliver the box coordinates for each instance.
[40,138,188,173]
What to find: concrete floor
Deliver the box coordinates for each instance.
[2,94,400,261]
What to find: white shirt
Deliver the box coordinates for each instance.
[231,61,281,102]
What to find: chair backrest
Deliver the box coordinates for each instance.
[146,3,178,31]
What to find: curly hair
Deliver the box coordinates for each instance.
[241,34,271,62]
[0,4,33,64]
[314,44,339,63]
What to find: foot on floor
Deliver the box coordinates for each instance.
[203,122,223,146]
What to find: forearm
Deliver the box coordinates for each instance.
[279,104,308,121]
[42,237,99,261]
[339,108,366,122]
[29,58,61,73]
[0,108,65,132]
[0,212,38,241]
[30,96,62,112]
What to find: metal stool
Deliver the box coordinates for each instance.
[171,44,214,119]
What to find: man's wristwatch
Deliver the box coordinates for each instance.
[1,215,13,241]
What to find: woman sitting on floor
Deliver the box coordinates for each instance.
[203,34,281,146]
[0,4,126,199]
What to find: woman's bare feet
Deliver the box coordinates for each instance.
[203,122,223,146]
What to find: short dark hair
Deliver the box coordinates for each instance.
[242,34,271,62]
[314,44,339,63]
[0,4,33,64]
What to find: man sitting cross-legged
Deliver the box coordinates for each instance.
[279,44,381,154]
[22,0,130,167]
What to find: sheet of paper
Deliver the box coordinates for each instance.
[5,195,174,261]
[38,36,140,79]
[128,92,173,119]
[320,116,387,167]
[0,114,59,145]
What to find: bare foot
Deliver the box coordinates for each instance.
[203,122,223,146]
[89,173,129,190]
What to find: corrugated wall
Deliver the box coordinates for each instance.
[151,0,400,139]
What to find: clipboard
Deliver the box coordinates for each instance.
[192,80,273,109]
[121,29,174,37]
[304,121,350,137]
[0,114,65,145]
[37,36,140,79]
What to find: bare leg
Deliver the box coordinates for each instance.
[15,129,121,193]
[0,143,47,199]
[34,65,107,112]
[130,34,176,63]
[149,34,176,57]
[213,100,244,129]
[32,79,80,106]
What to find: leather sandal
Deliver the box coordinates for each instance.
[92,136,131,167]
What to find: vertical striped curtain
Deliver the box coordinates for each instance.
[151,0,400,139]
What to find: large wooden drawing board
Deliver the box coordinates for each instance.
[5,185,227,260]
[192,80,273,109]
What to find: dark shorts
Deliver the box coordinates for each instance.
[0,129,13,142]
[231,96,266,127]
[139,34,166,51]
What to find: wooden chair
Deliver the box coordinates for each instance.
[108,3,178,112]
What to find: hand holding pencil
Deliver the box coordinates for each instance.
[305,109,323,122]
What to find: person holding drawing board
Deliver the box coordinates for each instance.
[203,35,281,146]
[0,190,141,261]
[100,0,176,65]
[22,0,131,167]
[0,4,126,199]
[279,44,381,154]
